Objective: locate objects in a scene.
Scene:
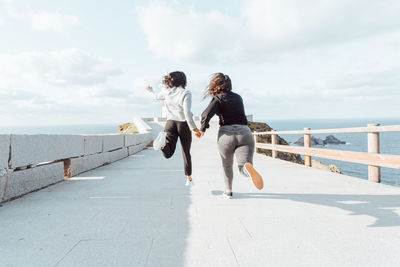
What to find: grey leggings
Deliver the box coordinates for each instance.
[217,125,254,190]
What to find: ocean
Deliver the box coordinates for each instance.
[1,118,399,186]
[0,124,122,135]
[263,118,400,186]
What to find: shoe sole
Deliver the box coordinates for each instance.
[244,163,264,190]
[185,178,193,186]
[222,193,232,199]
[153,133,166,150]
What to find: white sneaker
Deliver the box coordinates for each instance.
[153,132,167,150]
[185,178,194,186]
[222,191,233,199]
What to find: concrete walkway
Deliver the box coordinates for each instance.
[1,122,400,266]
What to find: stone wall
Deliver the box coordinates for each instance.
[0,118,153,203]
[0,135,10,170]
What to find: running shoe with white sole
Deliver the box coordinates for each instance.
[153,131,167,150]
[185,178,194,186]
[244,162,264,190]
[222,192,233,199]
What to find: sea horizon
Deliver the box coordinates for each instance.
[1,117,399,186]
[1,116,400,134]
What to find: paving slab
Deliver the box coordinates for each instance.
[57,239,152,267]
[0,121,400,266]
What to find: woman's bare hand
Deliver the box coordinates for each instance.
[145,85,152,91]
[194,129,204,138]
[193,128,202,138]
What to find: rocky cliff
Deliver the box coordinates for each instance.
[118,123,139,134]
[248,122,303,164]
[311,159,342,174]
[248,121,342,174]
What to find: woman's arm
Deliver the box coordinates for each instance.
[200,98,219,132]
[182,91,198,131]
[146,85,165,100]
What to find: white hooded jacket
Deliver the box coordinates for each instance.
[147,86,197,130]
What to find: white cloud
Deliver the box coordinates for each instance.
[314,65,400,98]
[136,0,400,63]
[136,2,242,63]
[31,12,80,32]
[1,1,79,31]
[0,49,136,125]
[234,61,400,120]
[0,0,27,20]
[135,1,400,120]
[0,49,122,89]
[0,0,11,25]
[0,0,15,16]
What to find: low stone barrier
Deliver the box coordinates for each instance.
[10,135,85,168]
[0,135,10,170]
[0,118,153,203]
[68,147,129,177]
[84,135,103,155]
[3,163,65,201]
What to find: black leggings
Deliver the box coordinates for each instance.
[162,120,192,176]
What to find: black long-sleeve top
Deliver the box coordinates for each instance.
[200,91,248,132]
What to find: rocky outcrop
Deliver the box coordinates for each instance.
[248,122,303,164]
[248,122,342,174]
[294,136,325,146]
[311,160,342,174]
[324,135,346,144]
[118,123,139,134]
[294,135,345,146]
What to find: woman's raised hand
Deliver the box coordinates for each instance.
[145,85,152,91]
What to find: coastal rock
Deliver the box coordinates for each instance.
[118,123,139,134]
[248,122,343,174]
[248,122,303,164]
[324,135,346,144]
[294,136,325,146]
[294,135,346,146]
[311,159,342,174]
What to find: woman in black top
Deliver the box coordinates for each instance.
[198,73,264,198]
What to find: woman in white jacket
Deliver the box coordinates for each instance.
[146,71,200,185]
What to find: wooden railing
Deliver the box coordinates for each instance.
[253,124,400,183]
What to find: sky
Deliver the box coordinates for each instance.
[0,0,400,126]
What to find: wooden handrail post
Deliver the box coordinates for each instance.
[367,123,381,182]
[271,130,277,158]
[304,127,311,167]
[254,132,259,154]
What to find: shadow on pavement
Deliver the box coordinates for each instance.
[211,190,400,228]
